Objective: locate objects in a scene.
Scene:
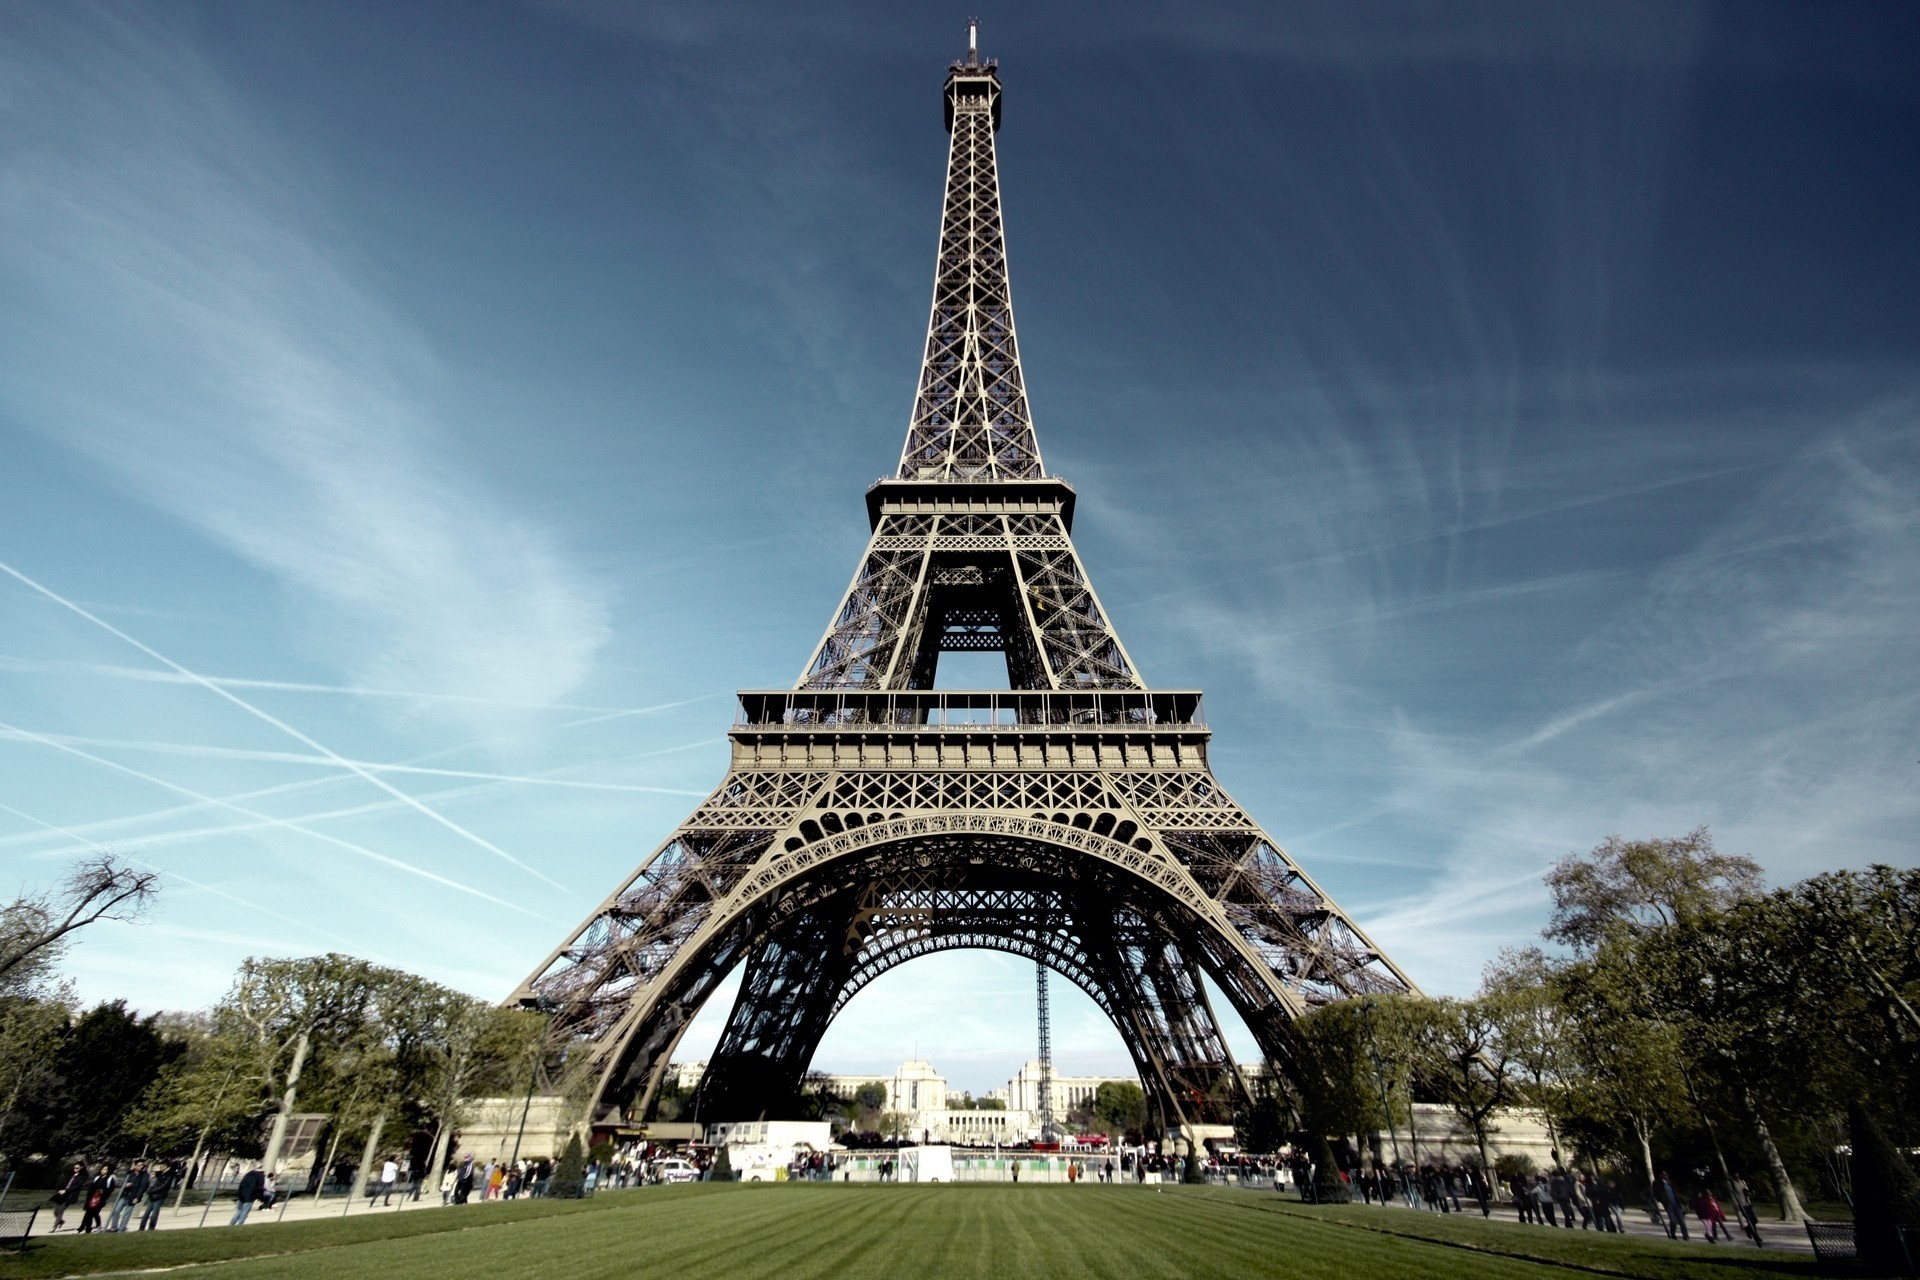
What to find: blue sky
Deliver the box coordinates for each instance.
[2,1,1915,1095]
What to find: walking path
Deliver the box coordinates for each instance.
[1285,1182,1813,1255]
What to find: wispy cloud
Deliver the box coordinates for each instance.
[0,719,558,923]
[0,655,648,715]
[0,725,707,797]
[0,558,568,892]
[0,7,610,731]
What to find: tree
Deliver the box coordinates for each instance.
[214,954,382,1173]
[1292,997,1409,1144]
[854,1081,887,1129]
[552,1132,587,1196]
[0,855,158,993]
[1551,956,1685,1184]
[46,1000,185,1158]
[1411,996,1520,1179]
[1093,1081,1145,1137]
[1544,827,1760,953]
[1482,949,1576,1157]
[1232,1075,1286,1155]
[123,1015,262,1173]
[0,984,74,1167]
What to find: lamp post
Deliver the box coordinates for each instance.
[509,999,560,1170]
[1361,998,1408,1205]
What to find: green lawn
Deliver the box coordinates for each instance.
[3,1184,1828,1280]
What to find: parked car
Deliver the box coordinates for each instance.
[652,1158,700,1184]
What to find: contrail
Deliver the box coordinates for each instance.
[0,728,708,796]
[0,734,726,856]
[0,800,368,954]
[548,694,723,731]
[0,720,557,923]
[0,558,565,892]
[0,654,664,715]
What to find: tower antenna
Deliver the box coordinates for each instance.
[967,18,979,65]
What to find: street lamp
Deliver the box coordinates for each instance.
[1360,998,1405,1199]
[510,998,561,1170]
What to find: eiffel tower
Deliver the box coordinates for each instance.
[513,27,1418,1132]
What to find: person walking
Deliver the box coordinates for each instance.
[50,1162,87,1231]
[378,1155,400,1206]
[107,1160,149,1232]
[1691,1188,1729,1242]
[1568,1171,1594,1229]
[139,1161,179,1231]
[230,1165,265,1226]
[1549,1168,1577,1228]
[1656,1172,1690,1240]
[78,1164,116,1234]
[1729,1174,1763,1245]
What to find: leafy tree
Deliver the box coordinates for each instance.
[1543,827,1759,953]
[212,954,382,1171]
[0,985,74,1168]
[1292,997,1410,1142]
[47,1000,186,1157]
[1551,956,1685,1184]
[552,1132,587,1196]
[708,1143,733,1182]
[1412,995,1520,1179]
[1232,1074,1286,1154]
[1093,1081,1145,1136]
[1481,949,1574,1153]
[415,997,535,1177]
[853,1081,887,1128]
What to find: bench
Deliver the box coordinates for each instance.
[1804,1220,1856,1263]
[0,1206,37,1250]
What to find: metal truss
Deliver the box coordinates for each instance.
[799,510,1140,691]
[511,33,1419,1132]
[897,51,1039,483]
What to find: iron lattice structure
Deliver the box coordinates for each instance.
[513,35,1419,1132]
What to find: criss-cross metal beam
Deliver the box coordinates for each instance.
[511,30,1421,1133]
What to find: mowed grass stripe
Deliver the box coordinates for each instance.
[137,1185,1574,1280]
[1179,1189,1817,1280]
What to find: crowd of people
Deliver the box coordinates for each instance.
[1259,1152,1765,1246]
[48,1157,189,1233]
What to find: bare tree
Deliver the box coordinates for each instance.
[0,855,159,991]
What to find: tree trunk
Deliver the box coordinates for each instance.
[1679,1064,1734,1189]
[348,1110,388,1203]
[426,1122,449,1191]
[1745,1093,1808,1223]
[260,1030,311,1174]
[315,1124,346,1200]
[1632,1115,1656,1187]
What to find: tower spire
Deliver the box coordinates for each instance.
[898,33,1038,482]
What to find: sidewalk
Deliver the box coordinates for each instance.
[1301,1184,1813,1255]
[41,1187,564,1235]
